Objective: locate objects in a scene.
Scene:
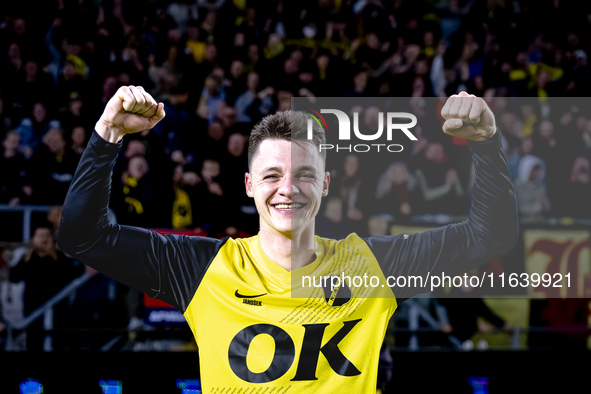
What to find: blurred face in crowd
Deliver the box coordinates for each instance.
[13,18,26,35]
[204,44,217,61]
[103,76,118,97]
[124,140,146,159]
[425,142,445,164]
[69,98,83,116]
[8,43,20,60]
[277,91,293,112]
[33,227,54,254]
[62,62,77,80]
[521,138,534,156]
[227,133,246,157]
[343,154,359,178]
[44,129,66,155]
[2,132,19,156]
[354,71,368,92]
[246,139,329,236]
[2,132,19,161]
[202,159,220,183]
[128,157,149,179]
[220,106,237,128]
[316,54,329,71]
[234,32,245,46]
[208,121,225,141]
[283,58,298,74]
[47,205,63,230]
[25,60,38,80]
[423,31,434,46]
[173,164,184,183]
[204,77,220,96]
[571,157,590,184]
[230,60,244,79]
[539,120,554,139]
[366,33,380,50]
[71,126,86,146]
[247,45,259,62]
[363,106,381,131]
[33,102,47,123]
[411,77,426,96]
[388,162,410,185]
[246,72,259,91]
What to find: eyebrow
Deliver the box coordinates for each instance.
[260,166,283,174]
[259,165,319,174]
[295,166,318,173]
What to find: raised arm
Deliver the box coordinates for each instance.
[57,86,226,313]
[364,92,519,300]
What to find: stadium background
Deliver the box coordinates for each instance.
[0,0,590,392]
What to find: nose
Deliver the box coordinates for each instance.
[278,175,298,198]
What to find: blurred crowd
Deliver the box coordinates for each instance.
[1,0,591,239]
[1,0,591,351]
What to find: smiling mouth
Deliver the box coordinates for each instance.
[273,203,306,210]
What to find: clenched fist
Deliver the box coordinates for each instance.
[440,91,496,142]
[96,85,165,143]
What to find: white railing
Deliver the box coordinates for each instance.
[4,273,92,351]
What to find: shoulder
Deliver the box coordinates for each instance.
[315,232,381,250]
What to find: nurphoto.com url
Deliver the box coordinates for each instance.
[302,272,572,293]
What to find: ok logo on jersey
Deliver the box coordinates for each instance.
[228,319,362,383]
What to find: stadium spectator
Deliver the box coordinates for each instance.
[373,161,415,221]
[29,127,79,205]
[414,141,466,215]
[171,163,199,230]
[221,132,258,234]
[112,156,162,228]
[9,225,84,350]
[338,154,366,223]
[234,73,274,124]
[514,154,551,220]
[560,156,591,218]
[1,0,591,360]
[193,158,227,235]
[0,130,31,206]
[68,125,88,157]
[316,197,349,240]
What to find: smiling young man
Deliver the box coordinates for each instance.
[58,86,518,393]
[245,113,330,272]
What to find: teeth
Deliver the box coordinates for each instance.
[275,204,303,209]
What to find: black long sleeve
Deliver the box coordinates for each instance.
[363,130,519,300]
[57,130,227,313]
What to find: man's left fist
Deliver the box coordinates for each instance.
[440,91,497,141]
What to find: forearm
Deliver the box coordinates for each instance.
[465,130,519,255]
[57,129,121,255]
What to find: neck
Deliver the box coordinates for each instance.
[258,222,316,272]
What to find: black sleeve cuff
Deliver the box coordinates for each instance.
[90,129,123,153]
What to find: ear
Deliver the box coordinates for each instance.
[322,171,330,197]
[245,172,254,198]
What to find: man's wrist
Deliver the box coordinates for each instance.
[95,118,125,144]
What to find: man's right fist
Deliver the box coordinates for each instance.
[96,85,165,143]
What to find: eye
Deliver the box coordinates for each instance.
[264,175,278,180]
[298,173,315,180]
